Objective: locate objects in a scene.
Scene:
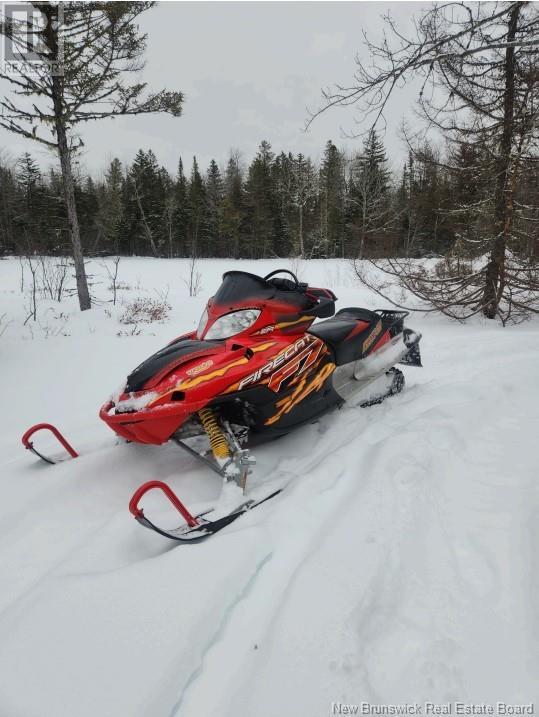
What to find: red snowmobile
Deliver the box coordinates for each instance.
[23,269,422,543]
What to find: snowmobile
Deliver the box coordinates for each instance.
[23,269,422,543]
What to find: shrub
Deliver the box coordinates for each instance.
[119,297,171,325]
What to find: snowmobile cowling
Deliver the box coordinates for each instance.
[99,269,421,448]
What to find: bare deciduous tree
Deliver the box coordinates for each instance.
[38,255,69,302]
[291,154,317,257]
[23,255,39,324]
[183,254,202,298]
[101,256,121,306]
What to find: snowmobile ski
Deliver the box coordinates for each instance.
[22,423,79,464]
[128,480,282,543]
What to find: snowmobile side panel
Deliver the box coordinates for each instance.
[309,309,390,366]
[211,348,341,438]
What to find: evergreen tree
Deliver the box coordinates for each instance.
[117,173,138,255]
[99,158,124,253]
[0,161,17,254]
[272,152,294,257]
[15,153,47,251]
[347,130,391,257]
[222,152,245,258]
[16,153,40,196]
[396,145,453,257]
[188,157,206,257]
[244,141,278,258]
[446,140,490,253]
[319,141,346,257]
[126,149,165,255]
[205,159,224,255]
[172,158,189,257]
[158,165,174,257]
[74,176,100,254]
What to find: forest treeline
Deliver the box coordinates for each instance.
[1,131,537,261]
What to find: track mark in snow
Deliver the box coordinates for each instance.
[168,550,274,717]
[171,414,392,716]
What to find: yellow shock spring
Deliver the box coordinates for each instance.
[198,408,231,462]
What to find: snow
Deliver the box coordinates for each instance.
[111,390,159,414]
[0,256,538,716]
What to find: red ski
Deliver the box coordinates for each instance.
[129,480,282,543]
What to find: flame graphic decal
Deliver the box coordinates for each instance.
[265,361,336,425]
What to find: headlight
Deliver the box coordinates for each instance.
[204,309,261,340]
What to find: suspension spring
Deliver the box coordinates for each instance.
[198,408,231,463]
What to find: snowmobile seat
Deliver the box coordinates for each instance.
[309,308,382,366]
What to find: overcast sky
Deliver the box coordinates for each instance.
[0,1,427,178]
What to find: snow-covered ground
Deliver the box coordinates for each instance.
[0,256,538,717]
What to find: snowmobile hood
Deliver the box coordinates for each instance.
[99,334,288,445]
[125,337,224,393]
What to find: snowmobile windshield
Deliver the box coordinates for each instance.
[213,271,276,306]
[196,271,313,340]
[202,309,261,340]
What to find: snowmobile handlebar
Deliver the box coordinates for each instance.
[263,269,336,316]
[263,268,300,288]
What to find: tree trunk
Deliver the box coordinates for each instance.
[298,203,304,257]
[48,46,91,310]
[133,180,158,257]
[323,185,332,258]
[359,191,367,259]
[482,3,520,319]
[359,227,366,259]
[0,179,14,252]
